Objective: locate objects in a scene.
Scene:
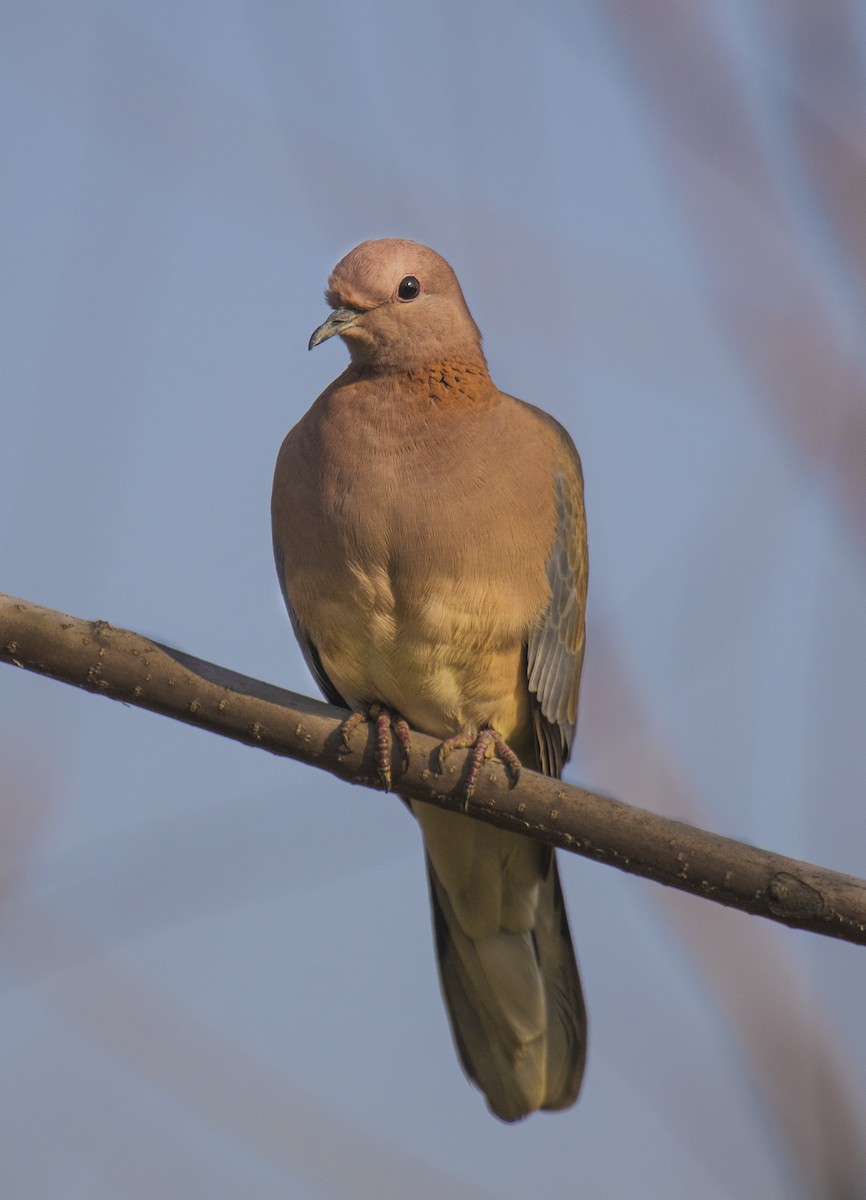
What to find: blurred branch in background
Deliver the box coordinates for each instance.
[585,9,866,1196]
[3,591,865,946]
[583,625,866,1200]
[603,0,866,545]
[0,896,498,1200]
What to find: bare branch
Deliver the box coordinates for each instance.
[2,591,865,945]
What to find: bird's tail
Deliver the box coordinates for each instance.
[426,850,586,1122]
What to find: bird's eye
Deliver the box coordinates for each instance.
[397,275,421,301]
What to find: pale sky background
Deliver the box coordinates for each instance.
[2,3,866,1198]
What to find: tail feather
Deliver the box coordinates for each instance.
[532,861,587,1110]
[427,851,586,1122]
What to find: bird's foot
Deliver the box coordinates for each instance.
[340,704,410,792]
[438,727,522,803]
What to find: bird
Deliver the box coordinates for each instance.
[271,238,588,1122]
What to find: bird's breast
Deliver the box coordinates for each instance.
[274,377,556,742]
[300,525,536,742]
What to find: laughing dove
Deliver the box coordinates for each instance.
[271,238,588,1122]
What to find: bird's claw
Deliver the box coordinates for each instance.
[340,704,410,792]
[438,727,522,804]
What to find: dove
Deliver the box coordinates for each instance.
[271,238,588,1121]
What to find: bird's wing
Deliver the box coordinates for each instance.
[274,538,347,708]
[526,451,588,778]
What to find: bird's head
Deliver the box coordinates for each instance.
[309,238,485,371]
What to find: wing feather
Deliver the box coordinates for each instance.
[526,460,588,779]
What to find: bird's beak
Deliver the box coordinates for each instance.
[308,307,364,350]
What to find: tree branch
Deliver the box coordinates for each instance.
[2,591,865,945]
